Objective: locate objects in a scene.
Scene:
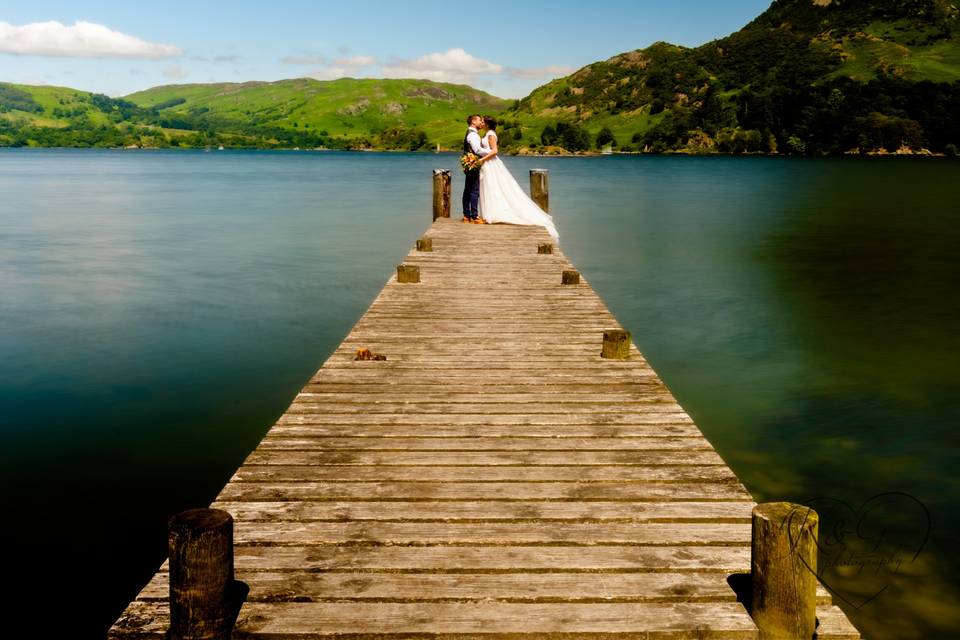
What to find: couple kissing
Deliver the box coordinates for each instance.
[460,113,559,240]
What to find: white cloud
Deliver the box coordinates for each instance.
[334,55,375,67]
[381,48,502,83]
[0,20,181,58]
[305,54,376,81]
[507,65,575,79]
[162,65,189,79]
[307,66,350,80]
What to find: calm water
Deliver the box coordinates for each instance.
[1,149,957,638]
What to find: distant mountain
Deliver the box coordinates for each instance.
[507,0,960,154]
[0,78,507,149]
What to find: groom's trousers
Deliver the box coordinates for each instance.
[462,169,480,219]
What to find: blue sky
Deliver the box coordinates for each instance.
[0,0,772,98]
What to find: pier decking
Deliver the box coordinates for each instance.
[110,217,861,638]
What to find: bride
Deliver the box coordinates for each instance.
[477,116,559,241]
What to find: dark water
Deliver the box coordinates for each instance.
[1,150,957,638]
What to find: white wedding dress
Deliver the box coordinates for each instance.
[479,131,559,240]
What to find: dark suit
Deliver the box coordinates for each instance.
[462,128,481,219]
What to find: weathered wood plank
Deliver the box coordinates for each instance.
[264,424,704,438]
[209,501,757,523]
[225,521,752,546]
[255,436,713,451]
[242,450,729,467]
[275,413,697,426]
[231,544,754,571]
[229,464,739,483]
[137,569,834,605]
[242,602,764,636]
[215,481,750,502]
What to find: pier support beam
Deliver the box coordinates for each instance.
[751,502,819,640]
[433,169,451,220]
[530,169,549,212]
[168,509,234,640]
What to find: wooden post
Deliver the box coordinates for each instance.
[751,502,819,640]
[601,329,631,359]
[561,270,580,285]
[537,243,553,254]
[530,169,549,212]
[168,509,234,640]
[416,237,433,252]
[397,264,420,283]
[432,169,451,220]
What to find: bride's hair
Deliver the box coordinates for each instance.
[483,116,497,131]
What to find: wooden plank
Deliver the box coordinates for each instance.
[229,544,754,572]
[216,481,751,502]
[209,501,757,523]
[243,450,727,466]
[229,465,740,483]
[263,424,704,437]
[255,436,713,451]
[231,601,759,636]
[225,521,752,546]
[282,404,688,415]
[136,569,837,604]
[275,414,697,426]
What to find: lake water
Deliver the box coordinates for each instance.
[1,149,957,638]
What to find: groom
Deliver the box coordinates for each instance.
[462,113,490,223]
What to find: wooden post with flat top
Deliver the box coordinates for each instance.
[397,264,420,283]
[432,169,451,220]
[530,169,549,212]
[601,329,631,359]
[751,502,819,640]
[168,509,234,640]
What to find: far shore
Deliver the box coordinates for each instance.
[2,146,954,158]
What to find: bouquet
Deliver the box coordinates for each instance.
[460,152,481,173]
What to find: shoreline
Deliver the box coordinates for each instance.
[0,146,954,158]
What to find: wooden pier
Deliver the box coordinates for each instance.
[110,177,861,639]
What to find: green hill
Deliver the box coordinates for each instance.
[507,0,960,154]
[0,78,507,149]
[126,78,507,147]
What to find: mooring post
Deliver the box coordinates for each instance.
[751,502,819,640]
[537,243,553,254]
[416,237,433,252]
[601,329,631,359]
[432,169,451,220]
[397,264,421,283]
[168,509,234,640]
[561,269,580,285]
[530,169,549,212]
